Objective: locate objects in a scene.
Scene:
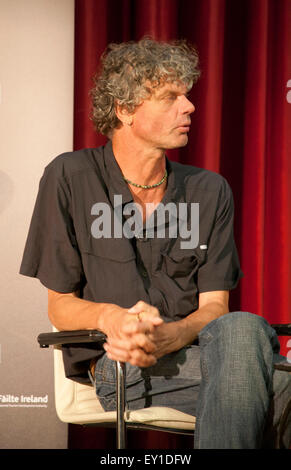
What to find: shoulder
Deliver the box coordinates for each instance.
[170,160,231,196]
[43,146,105,180]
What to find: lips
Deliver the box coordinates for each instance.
[177,123,191,131]
[177,122,191,128]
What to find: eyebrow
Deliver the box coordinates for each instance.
[157,90,179,100]
[156,89,190,100]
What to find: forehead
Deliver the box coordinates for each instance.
[153,81,189,98]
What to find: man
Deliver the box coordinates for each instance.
[20,38,290,448]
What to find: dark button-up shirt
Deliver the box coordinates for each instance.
[20,141,243,383]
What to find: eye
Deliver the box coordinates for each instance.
[165,94,177,101]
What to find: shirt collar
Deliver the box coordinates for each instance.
[103,140,133,207]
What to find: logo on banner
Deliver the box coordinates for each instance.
[0,394,48,408]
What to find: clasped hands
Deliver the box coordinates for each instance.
[102,300,180,368]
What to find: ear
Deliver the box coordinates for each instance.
[115,102,133,126]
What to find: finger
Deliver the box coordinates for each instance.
[147,316,163,325]
[105,337,133,351]
[131,332,158,353]
[106,333,157,354]
[137,313,163,325]
[128,301,148,313]
[122,318,161,335]
[104,343,157,368]
[129,348,157,367]
[128,301,160,317]
[103,343,132,363]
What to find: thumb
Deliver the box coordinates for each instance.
[128,301,147,314]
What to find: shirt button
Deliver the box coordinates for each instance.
[141,270,148,278]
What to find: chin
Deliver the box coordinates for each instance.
[167,136,188,149]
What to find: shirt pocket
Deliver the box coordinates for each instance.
[77,235,142,307]
[161,249,199,280]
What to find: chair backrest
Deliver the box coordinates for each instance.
[53,345,196,431]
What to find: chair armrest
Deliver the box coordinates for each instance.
[37,330,106,348]
[274,362,291,372]
[38,325,291,371]
[37,324,290,347]
[38,324,290,347]
[271,324,291,372]
[271,324,291,336]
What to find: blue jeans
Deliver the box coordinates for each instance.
[93,312,291,449]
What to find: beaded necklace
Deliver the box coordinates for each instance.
[123,169,168,189]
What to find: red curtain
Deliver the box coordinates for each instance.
[71,0,291,449]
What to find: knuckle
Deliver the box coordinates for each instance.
[131,348,146,362]
[137,334,147,347]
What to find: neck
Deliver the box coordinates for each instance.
[111,129,166,186]
[111,130,168,221]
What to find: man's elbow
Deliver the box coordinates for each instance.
[47,289,79,330]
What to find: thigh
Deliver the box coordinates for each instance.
[94,345,202,416]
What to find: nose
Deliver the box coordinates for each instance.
[180,95,195,114]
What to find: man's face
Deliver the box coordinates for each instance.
[130,82,195,151]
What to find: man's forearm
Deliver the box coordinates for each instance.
[48,290,111,332]
[176,300,230,348]
[151,296,229,359]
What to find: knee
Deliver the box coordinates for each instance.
[200,311,276,348]
[218,311,269,333]
[199,312,277,377]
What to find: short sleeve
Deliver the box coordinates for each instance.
[197,178,243,293]
[19,166,84,293]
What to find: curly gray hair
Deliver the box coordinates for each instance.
[90,37,200,137]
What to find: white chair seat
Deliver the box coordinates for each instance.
[54,346,196,430]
